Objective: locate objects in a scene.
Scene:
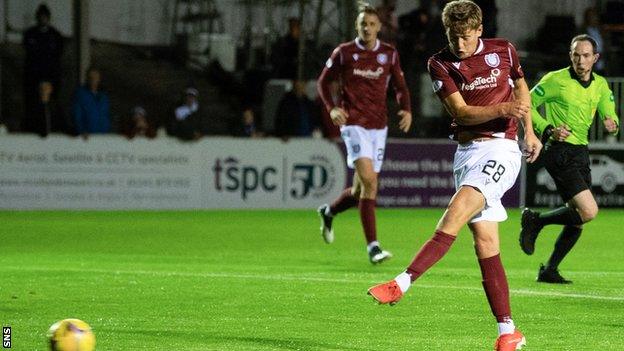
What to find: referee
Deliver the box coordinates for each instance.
[519,34,619,284]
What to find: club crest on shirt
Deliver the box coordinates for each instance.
[377,53,387,64]
[326,58,333,68]
[485,53,500,68]
[353,53,359,61]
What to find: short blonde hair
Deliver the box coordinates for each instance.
[442,0,482,34]
[357,1,379,19]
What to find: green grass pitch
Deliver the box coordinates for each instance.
[1,209,623,350]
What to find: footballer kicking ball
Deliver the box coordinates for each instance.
[48,319,95,351]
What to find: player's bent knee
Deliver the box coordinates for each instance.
[361,188,378,199]
[364,182,378,194]
[358,176,378,192]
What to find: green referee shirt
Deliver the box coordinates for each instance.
[530,67,619,145]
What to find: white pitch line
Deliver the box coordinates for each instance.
[6,266,624,302]
[509,288,624,301]
[438,267,624,277]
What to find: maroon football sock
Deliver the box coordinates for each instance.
[358,199,377,244]
[479,254,512,323]
[329,187,358,215]
[406,230,456,281]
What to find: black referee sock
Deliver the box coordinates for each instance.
[546,226,582,270]
[537,206,583,226]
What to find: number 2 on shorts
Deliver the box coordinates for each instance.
[481,160,506,183]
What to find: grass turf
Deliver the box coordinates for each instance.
[0,209,623,350]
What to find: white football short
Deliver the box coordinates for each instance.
[340,125,388,173]
[453,138,522,223]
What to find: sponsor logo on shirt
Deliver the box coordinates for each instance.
[485,53,500,67]
[533,85,545,96]
[432,80,443,93]
[461,70,500,91]
[353,67,384,79]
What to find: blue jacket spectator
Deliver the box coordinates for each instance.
[72,67,111,135]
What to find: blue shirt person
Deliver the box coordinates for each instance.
[72,67,111,136]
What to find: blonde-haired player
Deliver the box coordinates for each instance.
[368,1,541,350]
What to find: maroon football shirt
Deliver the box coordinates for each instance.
[318,38,411,130]
[428,38,524,140]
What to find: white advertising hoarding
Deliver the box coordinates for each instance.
[0,135,347,209]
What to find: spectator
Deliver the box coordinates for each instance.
[376,0,399,44]
[71,67,110,137]
[271,18,301,79]
[274,80,320,139]
[122,106,155,139]
[235,108,262,138]
[422,0,449,59]
[317,80,341,140]
[398,6,431,129]
[168,88,202,141]
[23,3,64,131]
[398,2,448,138]
[420,0,446,17]
[398,7,430,64]
[583,7,605,72]
[22,81,66,137]
[474,0,497,38]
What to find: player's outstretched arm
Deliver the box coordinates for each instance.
[440,92,529,126]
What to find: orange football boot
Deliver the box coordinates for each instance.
[495,330,526,351]
[367,280,403,305]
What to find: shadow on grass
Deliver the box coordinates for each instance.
[99,328,369,350]
[213,335,370,351]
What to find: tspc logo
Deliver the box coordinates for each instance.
[290,155,336,199]
[213,155,336,201]
[213,157,277,199]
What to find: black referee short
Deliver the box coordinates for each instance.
[542,141,592,202]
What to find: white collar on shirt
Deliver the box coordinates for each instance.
[473,39,484,55]
[355,37,380,51]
